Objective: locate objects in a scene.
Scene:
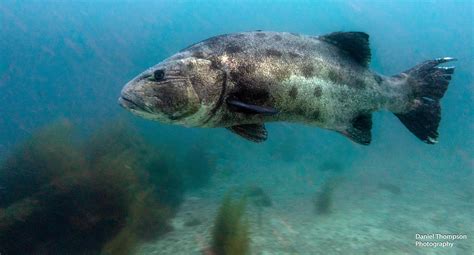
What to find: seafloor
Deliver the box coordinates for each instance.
[136,145,473,255]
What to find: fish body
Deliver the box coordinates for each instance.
[119,31,455,144]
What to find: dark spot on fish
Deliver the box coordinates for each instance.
[205,36,221,49]
[288,52,300,59]
[288,86,298,99]
[294,107,306,116]
[230,86,270,107]
[314,87,322,97]
[232,34,245,39]
[209,56,222,69]
[192,51,206,59]
[237,63,256,75]
[230,68,272,106]
[328,70,343,84]
[266,48,282,57]
[272,66,291,82]
[220,110,239,126]
[273,35,282,41]
[226,43,242,54]
[255,32,266,38]
[312,109,320,119]
[299,43,312,51]
[350,78,365,89]
[186,61,195,68]
[301,64,315,78]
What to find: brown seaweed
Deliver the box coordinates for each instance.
[210,192,250,255]
[0,120,187,255]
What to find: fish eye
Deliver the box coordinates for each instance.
[153,69,165,81]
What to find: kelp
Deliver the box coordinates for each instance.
[210,192,250,255]
[0,120,195,254]
[0,120,83,207]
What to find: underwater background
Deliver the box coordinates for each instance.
[0,0,472,254]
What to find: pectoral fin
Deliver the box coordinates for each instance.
[339,114,372,145]
[227,124,268,143]
[226,99,278,115]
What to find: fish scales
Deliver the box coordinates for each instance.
[119,31,456,145]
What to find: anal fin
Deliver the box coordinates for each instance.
[227,124,268,143]
[339,114,372,145]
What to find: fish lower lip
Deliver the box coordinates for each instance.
[119,96,141,109]
[119,96,153,113]
[120,96,134,104]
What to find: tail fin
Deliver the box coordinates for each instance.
[394,57,456,144]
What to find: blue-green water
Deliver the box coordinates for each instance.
[0,1,472,254]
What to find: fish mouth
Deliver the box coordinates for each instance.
[118,96,146,111]
[118,95,168,122]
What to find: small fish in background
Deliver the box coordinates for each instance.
[119,31,456,145]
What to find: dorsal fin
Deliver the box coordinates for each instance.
[320,32,371,67]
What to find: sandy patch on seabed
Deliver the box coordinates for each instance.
[136,158,473,255]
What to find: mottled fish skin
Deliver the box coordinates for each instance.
[119,31,455,144]
[167,31,392,130]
